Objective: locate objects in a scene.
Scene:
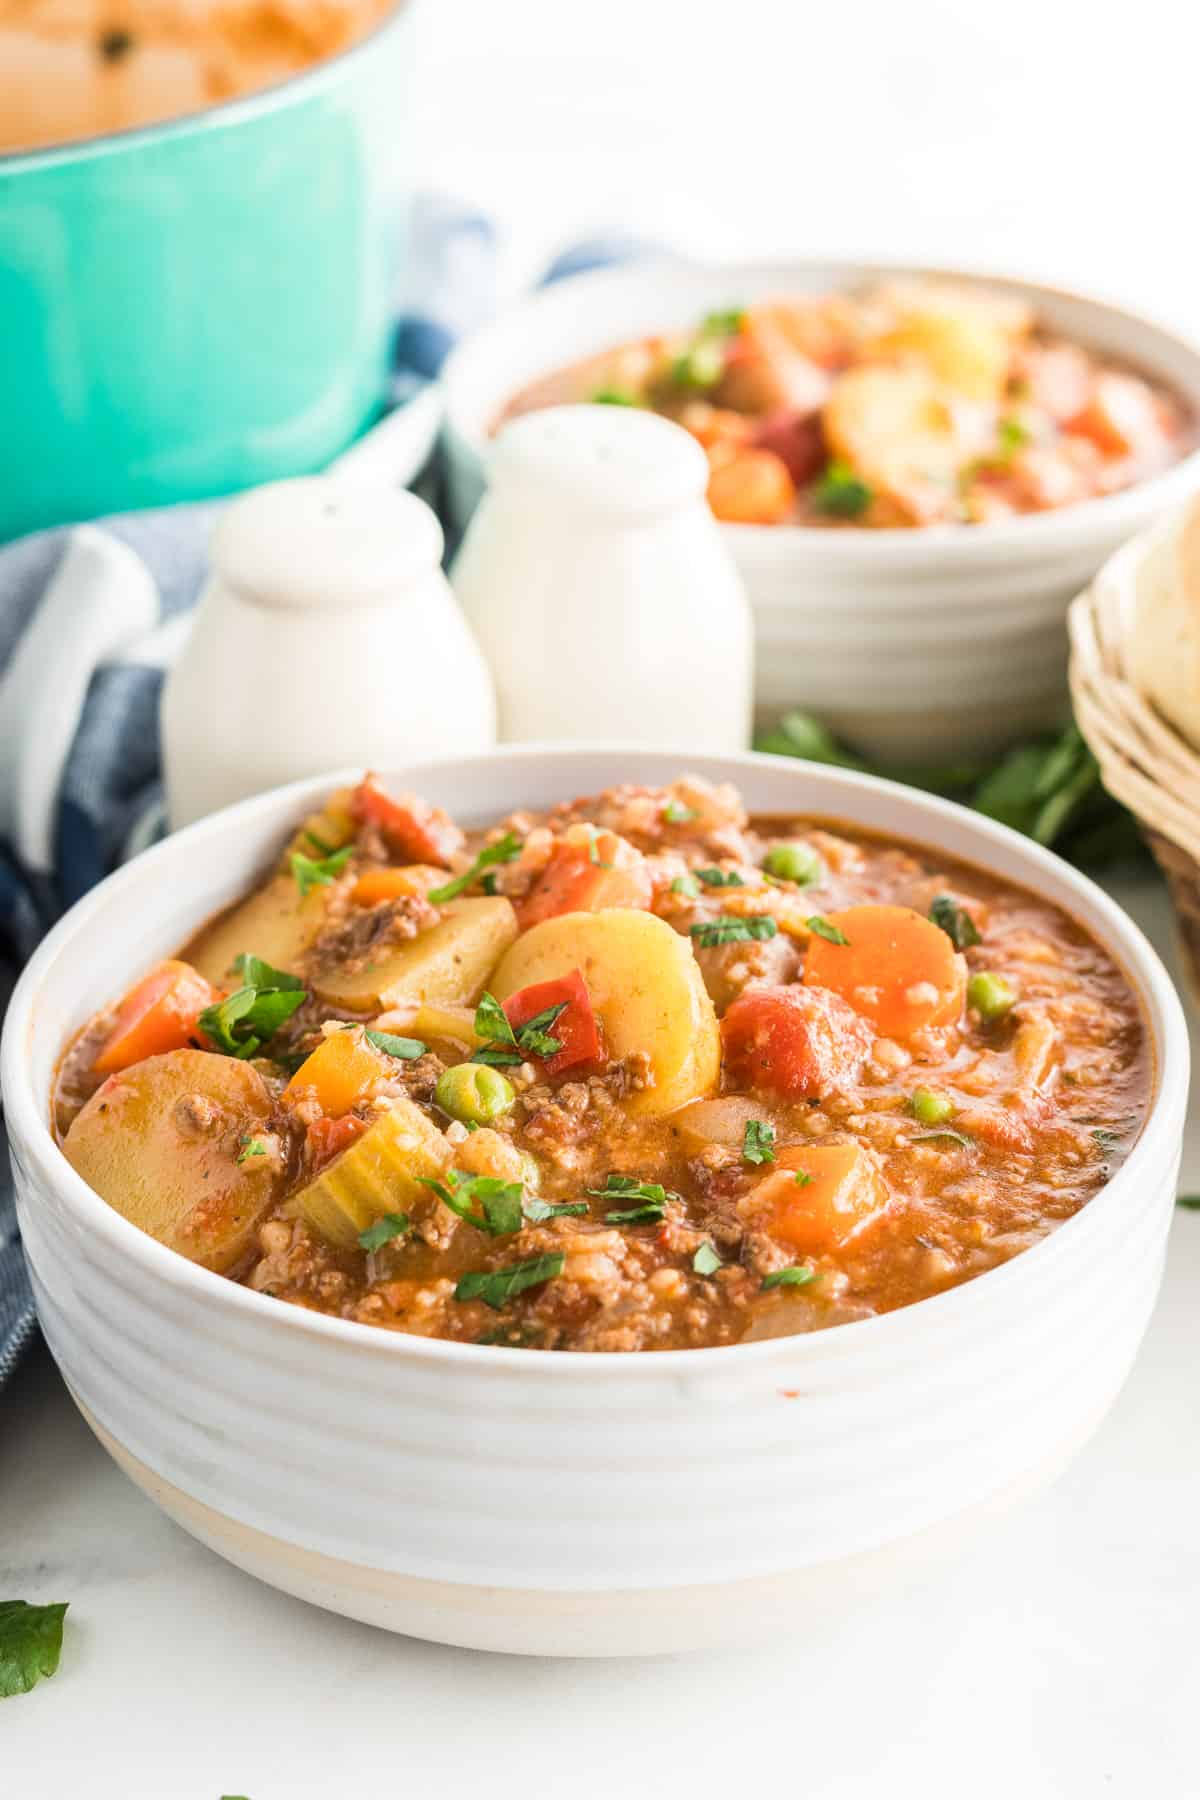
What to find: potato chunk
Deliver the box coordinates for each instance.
[490,908,720,1117]
[62,1049,282,1273]
[185,872,331,986]
[293,1097,450,1249]
[312,897,518,1012]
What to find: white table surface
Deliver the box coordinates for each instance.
[3,873,1198,1795]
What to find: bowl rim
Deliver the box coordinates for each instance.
[441,255,1200,563]
[3,743,1189,1378]
[0,0,411,174]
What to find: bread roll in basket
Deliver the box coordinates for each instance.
[1070,498,1200,988]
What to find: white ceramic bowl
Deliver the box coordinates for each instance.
[442,262,1200,762]
[2,747,1188,1656]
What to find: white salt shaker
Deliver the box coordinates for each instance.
[451,405,753,748]
[162,478,496,828]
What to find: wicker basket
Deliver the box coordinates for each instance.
[1069,531,1200,988]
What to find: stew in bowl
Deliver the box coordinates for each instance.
[54,771,1150,1353]
[500,280,1192,529]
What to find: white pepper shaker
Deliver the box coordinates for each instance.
[162,478,496,828]
[451,405,753,748]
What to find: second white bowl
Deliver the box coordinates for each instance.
[443,262,1200,761]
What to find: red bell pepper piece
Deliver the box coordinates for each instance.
[352,776,464,868]
[503,968,605,1078]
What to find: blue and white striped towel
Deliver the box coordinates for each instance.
[0,202,640,1385]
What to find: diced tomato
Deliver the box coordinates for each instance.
[306,1114,368,1173]
[503,969,605,1078]
[752,410,827,486]
[352,776,464,867]
[1065,373,1167,461]
[720,983,872,1101]
[93,960,219,1074]
[749,1142,887,1255]
[517,835,652,929]
[349,866,438,907]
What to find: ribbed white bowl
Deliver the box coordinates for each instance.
[442,263,1200,761]
[2,748,1188,1654]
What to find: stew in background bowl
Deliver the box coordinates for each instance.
[500,279,1193,529]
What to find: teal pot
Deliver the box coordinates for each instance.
[0,5,413,542]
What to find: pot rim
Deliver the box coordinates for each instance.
[0,0,411,174]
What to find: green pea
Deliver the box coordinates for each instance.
[763,841,824,887]
[434,1062,515,1126]
[967,971,1016,1022]
[909,1087,955,1126]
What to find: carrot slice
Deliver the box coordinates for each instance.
[92,960,219,1074]
[284,1030,388,1117]
[749,1142,887,1255]
[803,903,965,1038]
[350,866,440,907]
[706,448,796,524]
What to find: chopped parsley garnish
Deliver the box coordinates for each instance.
[514,1002,568,1059]
[455,1253,564,1309]
[590,387,641,407]
[995,415,1030,459]
[365,1028,427,1061]
[522,1196,589,1222]
[670,340,725,392]
[742,1119,777,1166]
[98,27,135,60]
[1178,1195,1200,1210]
[236,1137,266,1165]
[912,1129,974,1149]
[671,874,701,898]
[762,1266,818,1290]
[470,991,524,1067]
[693,1241,722,1276]
[427,831,522,905]
[231,953,303,992]
[198,967,307,1059]
[588,1174,677,1223]
[1090,1127,1122,1150]
[663,799,698,824]
[928,894,982,951]
[472,989,565,1065]
[689,915,778,948]
[813,459,873,519]
[792,1169,813,1187]
[701,307,747,337]
[696,867,744,887]
[290,844,353,896]
[358,1212,412,1251]
[0,1599,68,1698]
[806,915,849,946]
[420,1172,524,1236]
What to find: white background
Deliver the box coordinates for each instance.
[5,0,1200,1791]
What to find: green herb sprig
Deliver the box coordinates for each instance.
[455,1253,564,1310]
[290,844,353,897]
[928,895,981,951]
[0,1599,68,1698]
[690,915,778,949]
[358,1212,412,1251]
[742,1119,777,1166]
[420,1172,525,1236]
[428,831,522,905]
